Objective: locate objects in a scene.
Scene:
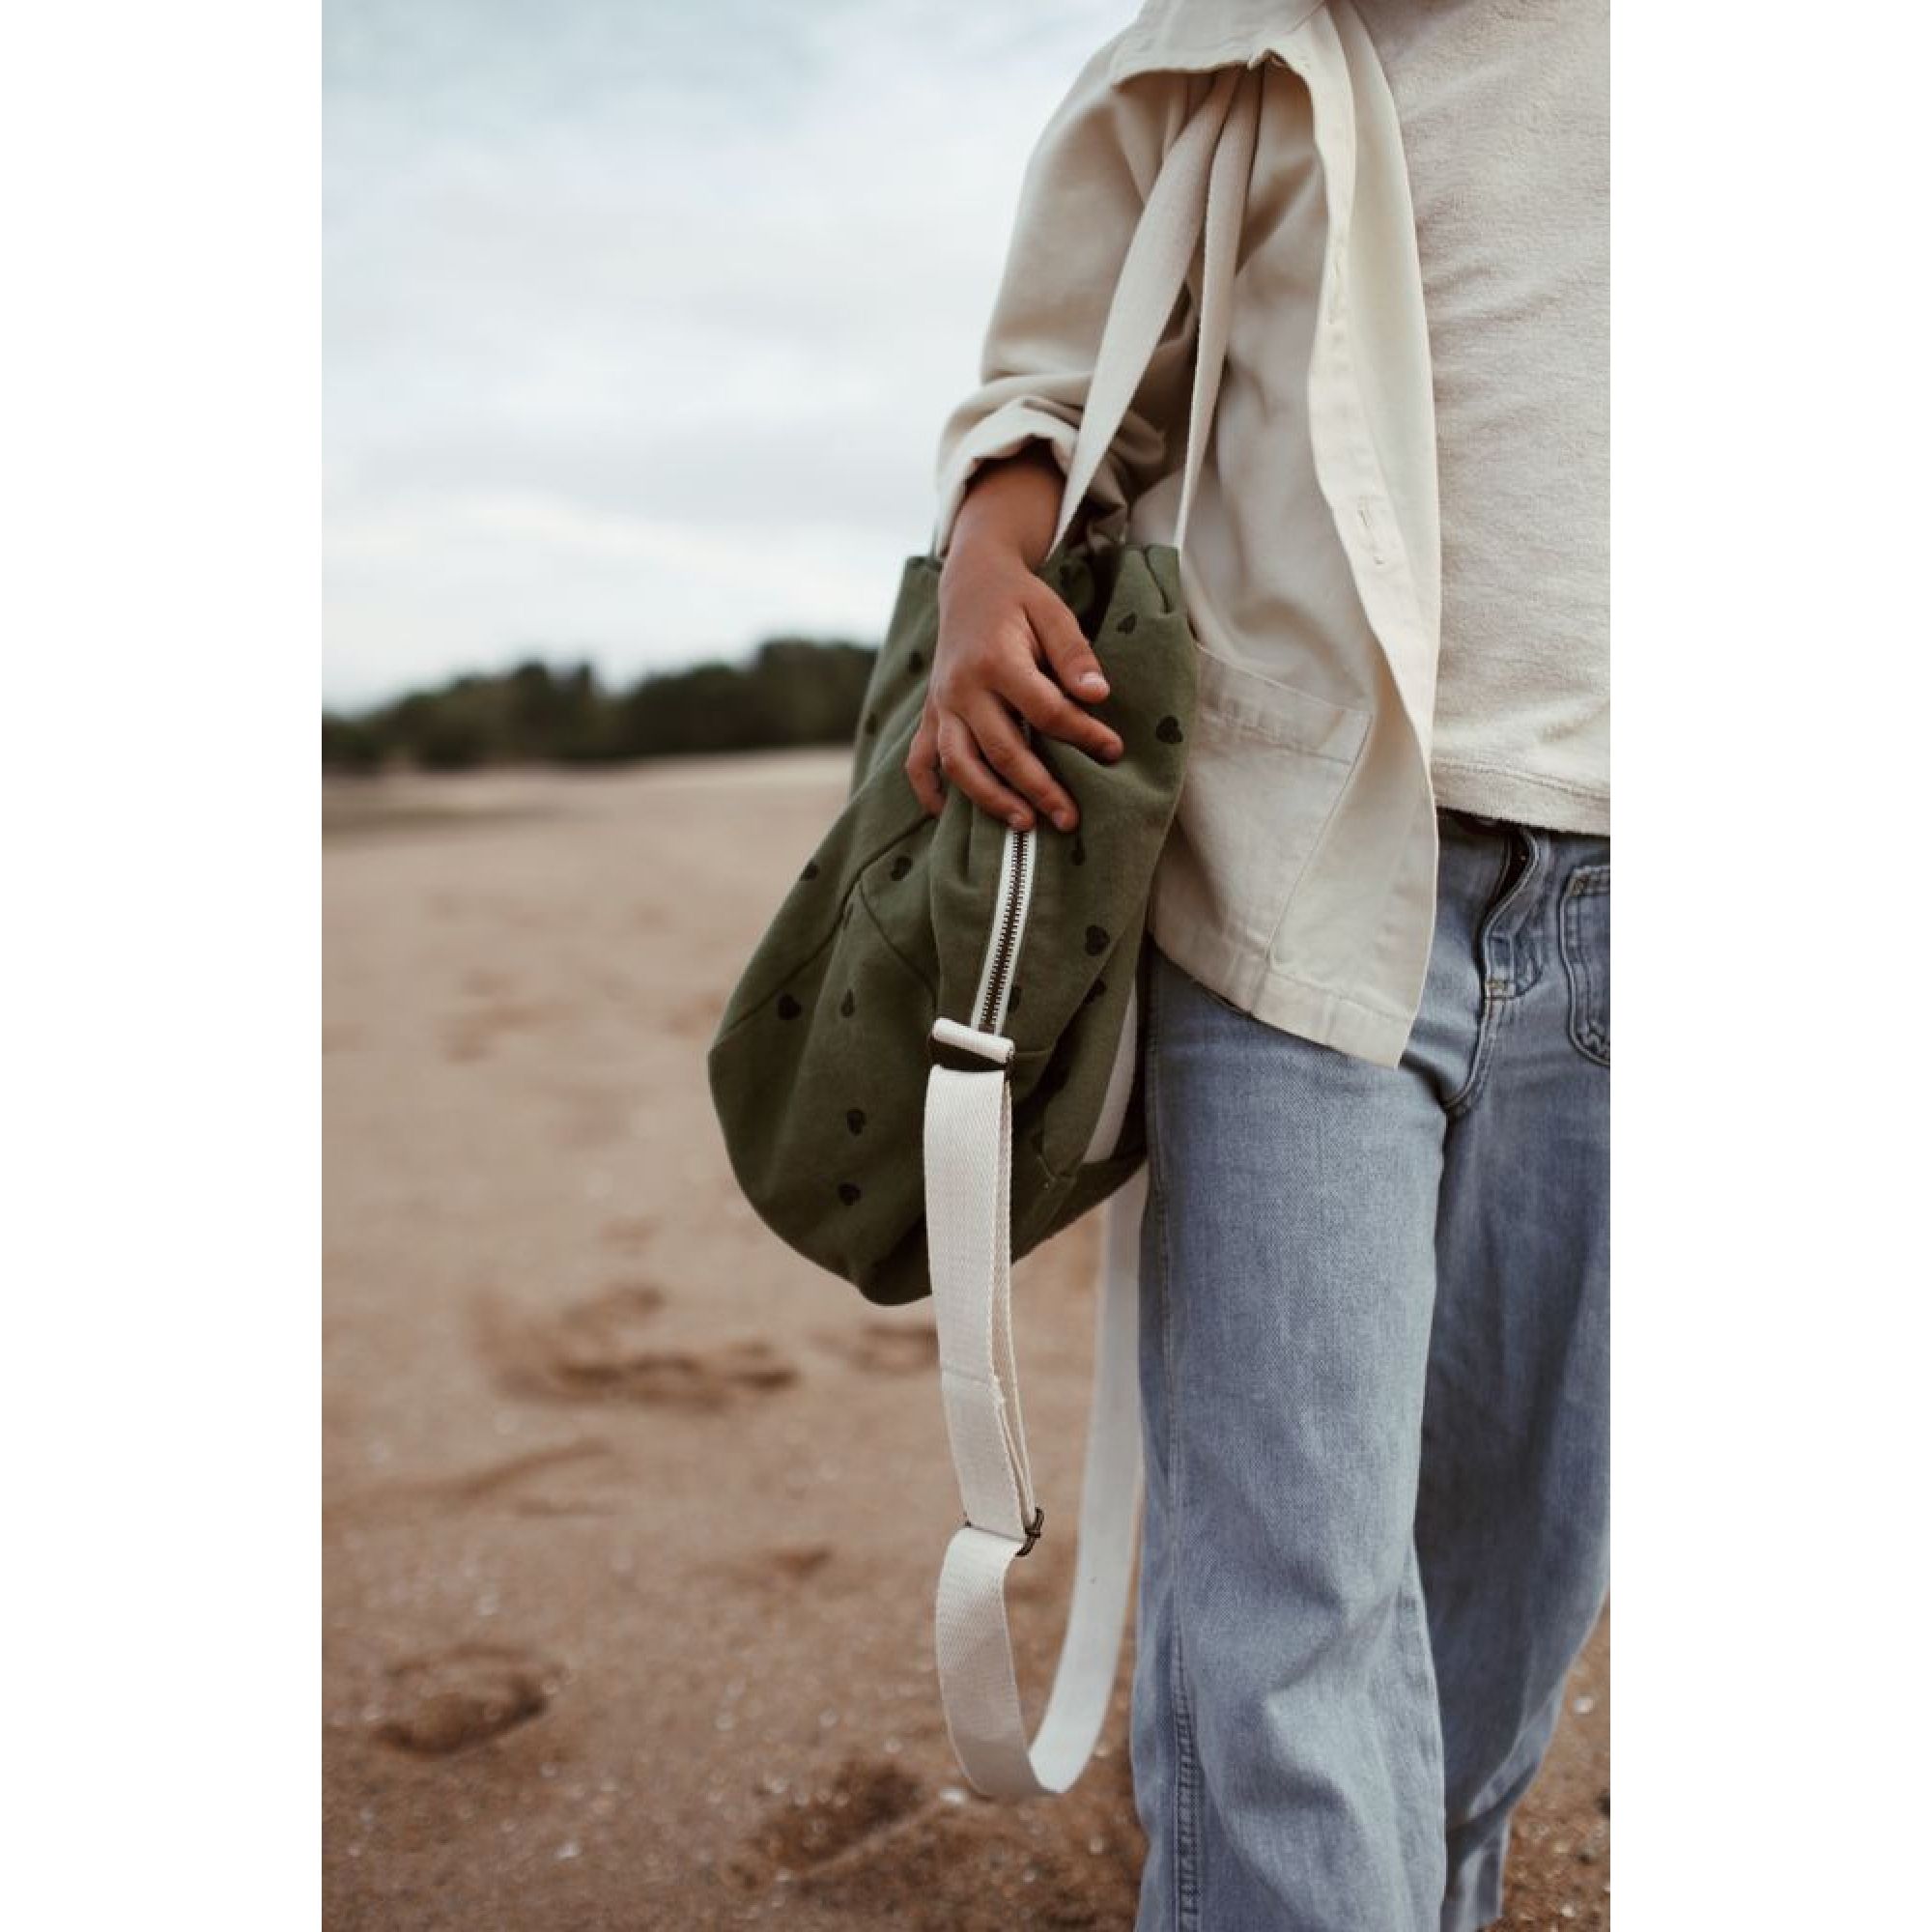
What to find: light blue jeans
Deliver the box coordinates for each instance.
[1131,805,1610,1931]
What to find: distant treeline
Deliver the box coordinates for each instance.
[322,639,878,773]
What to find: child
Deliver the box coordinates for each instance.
[916,4,1608,1927]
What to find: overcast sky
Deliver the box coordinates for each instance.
[323,0,1128,707]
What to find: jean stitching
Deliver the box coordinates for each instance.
[1173,1645,1203,1931]
[1443,989,1501,1121]
[1158,1118,1205,1921]
[1560,866,1610,1066]
[1495,828,1548,998]
[1145,952,1202,1930]
[1443,851,1516,1117]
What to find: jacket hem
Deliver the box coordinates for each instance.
[1149,914,1412,1069]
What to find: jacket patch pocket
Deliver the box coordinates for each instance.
[1151,647,1371,994]
[1559,862,1610,1067]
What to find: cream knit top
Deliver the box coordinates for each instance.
[1353,0,1610,834]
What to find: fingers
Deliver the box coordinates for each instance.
[904,557,1129,831]
[909,693,1090,833]
[934,710,1044,830]
[1025,579,1112,706]
[1003,663,1124,766]
[959,697,1083,832]
[1011,579,1122,761]
[903,712,946,817]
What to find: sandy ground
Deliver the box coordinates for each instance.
[323,752,1609,1929]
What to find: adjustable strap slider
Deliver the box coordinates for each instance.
[1015,1504,1044,1557]
[962,1503,1044,1559]
[930,1014,1015,1072]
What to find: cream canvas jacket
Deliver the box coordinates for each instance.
[931,0,1446,1069]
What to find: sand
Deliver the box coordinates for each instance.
[323,752,1609,1929]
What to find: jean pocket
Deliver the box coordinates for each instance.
[1558,862,1610,1066]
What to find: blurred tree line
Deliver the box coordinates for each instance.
[321,639,878,773]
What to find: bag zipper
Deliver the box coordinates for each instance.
[970,820,1037,1037]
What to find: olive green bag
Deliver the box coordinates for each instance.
[704,529,1192,1307]
[706,66,1255,1802]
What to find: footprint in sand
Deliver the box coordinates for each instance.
[767,1545,834,1580]
[374,1642,563,1757]
[561,1335,796,1410]
[704,1543,836,1594]
[734,1748,1145,1924]
[815,1320,939,1376]
[737,1756,925,1880]
[330,1438,622,1526]
[484,1284,798,1411]
[547,1282,668,1379]
[433,1439,621,1517]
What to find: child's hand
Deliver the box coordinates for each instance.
[907,472,1124,832]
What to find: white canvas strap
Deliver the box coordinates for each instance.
[923,66,1259,1802]
[925,1060,1149,1799]
[1051,62,1257,559]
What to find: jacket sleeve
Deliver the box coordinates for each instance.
[930,43,1197,559]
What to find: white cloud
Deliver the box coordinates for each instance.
[324,0,1130,707]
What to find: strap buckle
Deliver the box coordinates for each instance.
[963,1503,1044,1558]
[1016,1504,1044,1558]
